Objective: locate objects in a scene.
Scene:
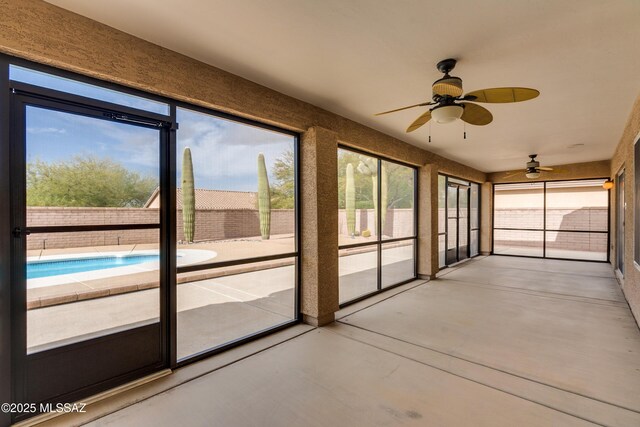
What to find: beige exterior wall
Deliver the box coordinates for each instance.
[610,94,640,325]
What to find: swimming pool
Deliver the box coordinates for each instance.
[27,254,160,279]
[26,249,217,288]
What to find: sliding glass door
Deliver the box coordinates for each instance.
[5,58,301,423]
[439,175,480,268]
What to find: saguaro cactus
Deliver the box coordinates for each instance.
[257,153,271,240]
[182,147,196,243]
[357,157,388,236]
[345,163,355,236]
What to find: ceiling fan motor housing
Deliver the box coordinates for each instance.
[432,76,463,98]
[526,156,540,169]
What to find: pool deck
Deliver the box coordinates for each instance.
[25,234,388,309]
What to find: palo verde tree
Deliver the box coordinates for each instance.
[269,149,295,209]
[27,155,157,208]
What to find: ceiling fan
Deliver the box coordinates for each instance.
[504,154,565,179]
[375,58,539,132]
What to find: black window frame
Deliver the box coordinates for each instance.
[337,145,418,307]
[172,103,301,367]
[0,53,302,421]
[635,136,640,270]
[492,178,610,263]
[438,173,481,269]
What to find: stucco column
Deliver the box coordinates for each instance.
[480,182,493,254]
[418,163,439,279]
[300,126,339,326]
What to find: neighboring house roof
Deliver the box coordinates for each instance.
[145,188,257,210]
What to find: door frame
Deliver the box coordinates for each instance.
[9,83,174,422]
[616,169,625,275]
[445,180,471,265]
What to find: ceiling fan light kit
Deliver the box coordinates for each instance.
[525,170,541,179]
[431,105,464,124]
[375,58,539,133]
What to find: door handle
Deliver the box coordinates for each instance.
[12,227,31,237]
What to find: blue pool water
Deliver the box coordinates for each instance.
[27,254,160,279]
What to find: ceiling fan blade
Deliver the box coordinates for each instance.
[464,87,539,103]
[503,171,524,179]
[545,168,569,174]
[375,102,433,116]
[406,110,432,133]
[537,167,554,171]
[460,102,493,126]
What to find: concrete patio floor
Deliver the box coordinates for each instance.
[42,254,640,427]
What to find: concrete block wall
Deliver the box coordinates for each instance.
[26,207,294,249]
[493,207,608,252]
[337,208,414,238]
[176,209,294,242]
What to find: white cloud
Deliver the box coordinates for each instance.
[176,109,294,186]
[27,127,67,134]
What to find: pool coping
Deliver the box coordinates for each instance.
[26,241,413,310]
[27,258,296,310]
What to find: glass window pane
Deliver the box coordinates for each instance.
[27,232,159,354]
[11,65,169,115]
[339,246,378,304]
[470,183,479,230]
[382,240,415,288]
[174,107,298,359]
[338,150,416,301]
[458,188,469,260]
[381,161,415,239]
[470,230,479,257]
[447,219,457,248]
[494,229,543,257]
[545,180,608,232]
[177,257,296,360]
[447,185,458,217]
[338,149,377,243]
[26,107,160,226]
[545,231,607,261]
[494,183,544,230]
[176,107,296,264]
[438,234,446,268]
[438,175,446,234]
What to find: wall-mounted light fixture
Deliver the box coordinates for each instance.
[603,179,614,190]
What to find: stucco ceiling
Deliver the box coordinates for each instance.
[46,0,640,172]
